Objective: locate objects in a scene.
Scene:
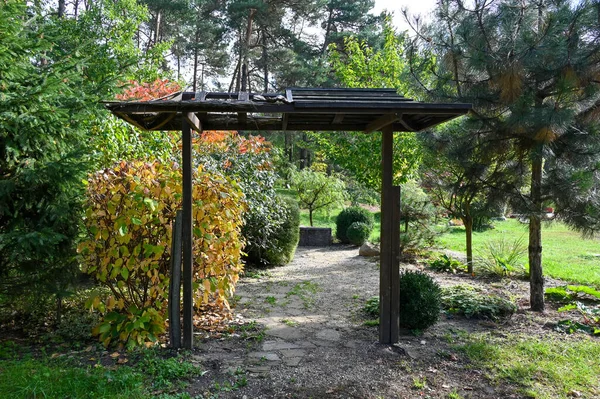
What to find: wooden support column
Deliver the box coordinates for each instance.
[181,114,199,349]
[379,126,400,344]
[168,210,183,348]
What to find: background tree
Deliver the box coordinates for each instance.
[410,0,600,310]
[419,121,525,273]
[311,20,422,190]
[291,168,346,226]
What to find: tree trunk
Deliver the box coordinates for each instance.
[464,214,473,274]
[529,149,544,311]
[262,28,268,92]
[193,43,198,91]
[58,0,66,18]
[154,10,161,46]
[309,209,313,226]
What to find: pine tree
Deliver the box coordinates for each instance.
[411,0,600,310]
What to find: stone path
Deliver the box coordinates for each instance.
[232,246,379,377]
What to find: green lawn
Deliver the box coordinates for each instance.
[453,332,600,399]
[438,219,600,287]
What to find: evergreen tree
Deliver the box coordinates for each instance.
[410,0,600,310]
[0,0,149,311]
[420,121,525,273]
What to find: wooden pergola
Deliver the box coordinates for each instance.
[105,87,471,348]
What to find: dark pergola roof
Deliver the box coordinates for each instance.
[105,87,470,133]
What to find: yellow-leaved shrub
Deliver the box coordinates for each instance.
[78,161,245,348]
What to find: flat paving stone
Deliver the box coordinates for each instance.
[315,329,341,341]
[282,357,302,367]
[262,340,303,351]
[280,349,306,358]
[265,326,305,340]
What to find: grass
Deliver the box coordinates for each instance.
[0,357,146,399]
[453,333,600,399]
[438,219,600,287]
[0,343,205,399]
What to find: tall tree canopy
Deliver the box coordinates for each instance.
[310,20,422,190]
[0,0,157,305]
[410,0,600,310]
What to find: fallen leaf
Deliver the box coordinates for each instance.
[117,357,129,364]
[110,352,120,359]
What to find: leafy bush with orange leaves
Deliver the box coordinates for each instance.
[115,78,181,101]
[194,131,299,266]
[78,161,245,348]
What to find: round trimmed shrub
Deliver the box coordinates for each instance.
[399,271,441,331]
[336,207,374,243]
[346,222,370,246]
[264,197,300,265]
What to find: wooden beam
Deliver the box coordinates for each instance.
[366,113,400,133]
[184,112,201,133]
[397,115,416,132]
[115,112,147,131]
[332,113,345,124]
[282,113,288,131]
[147,112,176,130]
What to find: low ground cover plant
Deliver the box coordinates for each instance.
[441,285,516,320]
[428,254,467,274]
[547,285,600,335]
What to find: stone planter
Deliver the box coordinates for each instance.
[298,227,332,247]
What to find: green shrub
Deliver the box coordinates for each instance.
[428,254,467,274]
[441,285,517,320]
[347,222,371,246]
[263,197,300,265]
[336,207,374,243]
[399,271,442,330]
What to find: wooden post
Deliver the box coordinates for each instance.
[391,185,401,340]
[168,210,183,348]
[379,126,400,344]
[182,117,194,349]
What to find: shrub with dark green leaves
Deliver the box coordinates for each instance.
[263,197,300,265]
[399,271,442,330]
[347,222,371,246]
[336,207,374,243]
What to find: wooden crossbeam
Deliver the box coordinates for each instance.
[282,113,289,131]
[332,113,345,124]
[365,113,400,133]
[184,112,201,132]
